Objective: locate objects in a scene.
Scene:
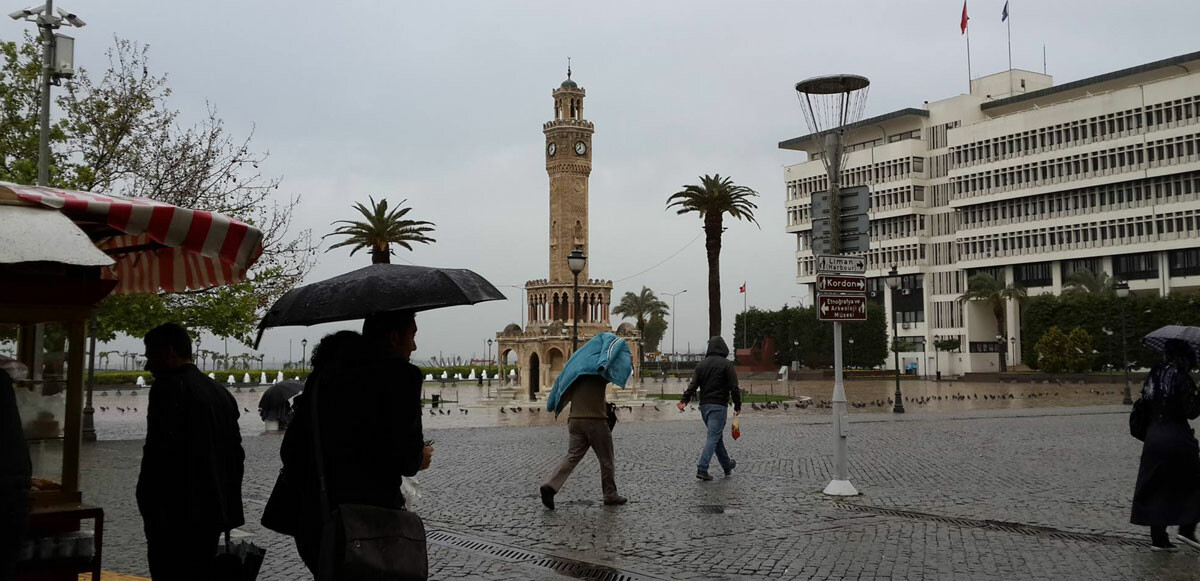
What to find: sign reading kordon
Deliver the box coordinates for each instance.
[817,295,868,321]
[816,274,866,294]
[816,254,866,274]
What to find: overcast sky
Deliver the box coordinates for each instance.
[29,0,1200,367]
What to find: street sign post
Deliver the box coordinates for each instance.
[817,295,868,321]
[816,254,866,274]
[816,274,866,294]
[812,185,870,254]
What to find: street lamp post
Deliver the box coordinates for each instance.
[885,266,905,413]
[301,338,308,372]
[664,290,687,375]
[505,284,526,329]
[567,248,587,352]
[1115,280,1133,405]
[486,339,493,399]
[996,333,1006,373]
[1009,336,1017,371]
[848,337,855,370]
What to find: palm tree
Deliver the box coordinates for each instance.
[612,287,669,364]
[1063,268,1115,295]
[324,197,436,264]
[957,273,1028,361]
[666,174,759,337]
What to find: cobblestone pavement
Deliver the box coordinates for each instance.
[79,405,1200,580]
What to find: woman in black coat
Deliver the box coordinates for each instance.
[280,319,429,576]
[1131,339,1200,551]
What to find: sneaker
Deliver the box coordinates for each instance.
[696,471,713,481]
[724,459,737,477]
[539,485,555,510]
[603,496,628,506]
[1151,541,1178,552]
[1177,533,1200,550]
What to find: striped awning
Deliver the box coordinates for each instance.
[0,182,264,295]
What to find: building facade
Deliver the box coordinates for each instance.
[495,73,640,400]
[781,51,1200,376]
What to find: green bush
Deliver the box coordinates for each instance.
[1034,327,1093,373]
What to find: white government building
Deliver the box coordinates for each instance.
[781,50,1200,376]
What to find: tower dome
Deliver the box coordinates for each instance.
[560,78,578,89]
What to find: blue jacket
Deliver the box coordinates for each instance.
[546,333,633,417]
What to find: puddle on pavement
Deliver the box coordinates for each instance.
[87,378,1130,440]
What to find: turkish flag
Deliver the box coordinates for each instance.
[960,1,969,34]
[739,283,746,294]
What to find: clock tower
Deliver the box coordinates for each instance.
[543,70,593,282]
[494,71,639,402]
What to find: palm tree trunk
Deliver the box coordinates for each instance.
[704,214,723,338]
[371,248,390,264]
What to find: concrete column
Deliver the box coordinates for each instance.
[1050,260,1063,295]
[1159,250,1171,296]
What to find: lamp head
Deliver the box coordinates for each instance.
[885,265,901,290]
[567,247,587,275]
[1114,280,1130,299]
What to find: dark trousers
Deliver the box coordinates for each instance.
[1151,522,1197,544]
[545,419,619,501]
[144,520,219,581]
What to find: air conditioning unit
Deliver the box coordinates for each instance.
[901,322,911,329]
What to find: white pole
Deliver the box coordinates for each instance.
[824,321,857,495]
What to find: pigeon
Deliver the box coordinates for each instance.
[654,406,660,411]
[500,408,506,414]
[117,407,125,413]
[133,408,138,413]
[243,407,250,413]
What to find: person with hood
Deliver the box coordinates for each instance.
[678,336,742,480]
[137,323,244,579]
[540,333,633,509]
[1131,338,1200,551]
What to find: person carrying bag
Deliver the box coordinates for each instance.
[311,371,429,581]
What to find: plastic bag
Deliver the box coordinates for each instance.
[401,476,423,502]
[731,416,741,440]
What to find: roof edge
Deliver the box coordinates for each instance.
[778,108,929,151]
[981,50,1200,111]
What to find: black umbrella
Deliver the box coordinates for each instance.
[1142,325,1200,362]
[254,264,505,347]
[258,380,303,422]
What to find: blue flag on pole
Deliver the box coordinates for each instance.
[1001,0,1009,21]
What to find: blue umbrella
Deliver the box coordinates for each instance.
[1142,325,1200,362]
[545,333,633,418]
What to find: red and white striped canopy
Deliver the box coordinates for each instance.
[0,182,264,295]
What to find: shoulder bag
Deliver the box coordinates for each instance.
[1129,397,1150,441]
[312,377,428,581]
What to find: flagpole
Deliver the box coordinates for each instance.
[966,24,972,90]
[1007,4,1013,94]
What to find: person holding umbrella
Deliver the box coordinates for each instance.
[1131,334,1200,551]
[540,333,633,509]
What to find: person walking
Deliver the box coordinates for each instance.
[540,333,633,510]
[136,323,244,580]
[1132,338,1200,551]
[281,311,432,576]
[678,336,741,481]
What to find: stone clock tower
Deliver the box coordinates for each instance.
[494,71,640,402]
[543,73,593,281]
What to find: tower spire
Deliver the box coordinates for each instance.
[567,57,572,80]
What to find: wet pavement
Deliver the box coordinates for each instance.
[77,395,1200,580]
[88,378,1133,440]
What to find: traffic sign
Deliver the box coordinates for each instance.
[816,254,866,274]
[811,185,870,217]
[816,274,866,294]
[811,185,871,254]
[817,294,868,321]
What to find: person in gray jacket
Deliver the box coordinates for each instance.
[677,337,742,480]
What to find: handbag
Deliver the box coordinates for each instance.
[606,402,618,432]
[311,377,429,581]
[213,530,267,581]
[261,468,299,536]
[731,416,741,440]
[1130,397,1151,441]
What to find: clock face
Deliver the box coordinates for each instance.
[575,141,587,155]
[547,142,556,156]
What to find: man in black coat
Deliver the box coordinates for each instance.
[678,337,742,480]
[136,323,244,580]
[1,366,31,580]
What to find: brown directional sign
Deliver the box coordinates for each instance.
[816,274,866,294]
[817,294,868,321]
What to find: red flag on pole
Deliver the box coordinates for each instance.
[960,1,969,34]
[739,282,746,293]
